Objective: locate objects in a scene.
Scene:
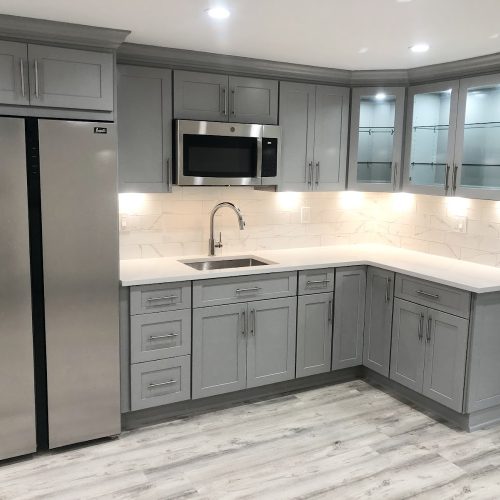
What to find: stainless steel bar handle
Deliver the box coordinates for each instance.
[307,161,313,187]
[20,59,25,97]
[385,277,391,303]
[328,300,332,323]
[444,163,450,194]
[34,59,39,98]
[250,309,255,336]
[418,313,424,341]
[416,290,439,300]
[452,163,458,193]
[222,87,227,115]
[315,161,320,186]
[146,295,179,302]
[306,279,330,287]
[231,89,235,115]
[149,333,178,341]
[235,287,261,294]
[241,310,246,336]
[166,158,172,192]
[148,380,176,389]
[426,316,432,343]
[393,162,398,190]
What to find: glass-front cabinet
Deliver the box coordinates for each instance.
[403,81,459,195]
[348,87,405,192]
[454,74,500,200]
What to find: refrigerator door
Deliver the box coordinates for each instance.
[38,120,120,448]
[0,117,37,460]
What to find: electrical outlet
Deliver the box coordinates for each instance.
[301,206,311,223]
[120,216,127,230]
[451,215,467,233]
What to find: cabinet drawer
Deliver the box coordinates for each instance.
[130,282,191,315]
[131,309,191,363]
[193,272,297,307]
[130,356,191,411]
[298,268,335,295]
[395,274,470,318]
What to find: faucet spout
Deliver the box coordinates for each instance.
[208,202,246,256]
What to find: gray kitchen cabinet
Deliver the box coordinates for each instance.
[117,65,173,193]
[390,298,427,393]
[332,267,366,370]
[192,303,247,399]
[348,87,405,192]
[27,44,113,110]
[279,81,349,191]
[422,310,468,412]
[228,76,278,124]
[296,292,333,378]
[363,267,394,376]
[0,41,29,106]
[174,71,278,124]
[246,297,297,387]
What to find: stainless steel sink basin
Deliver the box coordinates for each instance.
[180,256,274,271]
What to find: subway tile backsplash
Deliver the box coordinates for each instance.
[119,187,500,267]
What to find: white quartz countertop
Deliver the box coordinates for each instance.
[120,243,500,293]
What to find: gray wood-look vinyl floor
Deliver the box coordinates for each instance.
[2,380,500,499]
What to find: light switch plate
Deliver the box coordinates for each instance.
[301,206,311,223]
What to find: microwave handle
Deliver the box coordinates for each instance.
[256,136,263,182]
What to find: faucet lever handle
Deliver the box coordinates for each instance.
[215,231,223,249]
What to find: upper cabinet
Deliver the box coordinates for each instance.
[348,87,405,192]
[454,74,500,200]
[403,81,459,196]
[0,41,29,105]
[117,65,172,193]
[0,41,113,112]
[173,70,278,124]
[279,81,349,191]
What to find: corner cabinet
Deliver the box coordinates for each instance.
[348,87,405,192]
[173,70,278,125]
[117,65,173,193]
[279,82,349,191]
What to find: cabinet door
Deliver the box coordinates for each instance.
[0,41,29,105]
[403,81,460,196]
[279,82,316,191]
[192,304,247,399]
[390,299,427,392]
[363,267,394,376]
[332,267,366,370]
[27,44,113,110]
[454,73,500,200]
[246,297,297,388]
[173,70,228,121]
[422,310,468,412]
[229,76,278,125]
[312,85,349,191]
[348,87,405,192]
[117,65,172,193]
[296,292,333,378]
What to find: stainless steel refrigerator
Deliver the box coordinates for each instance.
[0,117,120,461]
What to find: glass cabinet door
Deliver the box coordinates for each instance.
[348,87,405,192]
[455,74,500,199]
[403,81,459,195]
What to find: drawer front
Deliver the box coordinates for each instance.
[298,268,335,295]
[395,274,470,318]
[131,309,191,363]
[130,356,191,411]
[130,282,191,315]
[193,272,297,307]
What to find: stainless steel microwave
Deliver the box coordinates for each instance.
[175,120,281,186]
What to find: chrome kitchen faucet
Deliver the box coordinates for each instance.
[208,202,246,256]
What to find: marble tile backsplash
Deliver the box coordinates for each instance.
[119,187,500,267]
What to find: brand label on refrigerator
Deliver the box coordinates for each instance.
[94,127,108,134]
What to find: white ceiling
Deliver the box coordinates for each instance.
[1,0,500,70]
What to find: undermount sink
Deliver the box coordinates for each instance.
[180,256,274,271]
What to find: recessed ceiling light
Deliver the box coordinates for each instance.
[396,0,412,3]
[375,93,387,101]
[490,33,499,39]
[206,6,230,19]
[410,43,430,53]
[358,47,368,54]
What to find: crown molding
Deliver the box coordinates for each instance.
[0,14,130,50]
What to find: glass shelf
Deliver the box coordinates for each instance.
[464,121,500,129]
[413,124,449,132]
[359,126,395,135]
[410,162,447,166]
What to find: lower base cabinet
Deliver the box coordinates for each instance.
[391,298,469,412]
[296,292,333,378]
[332,267,366,370]
[192,297,296,399]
